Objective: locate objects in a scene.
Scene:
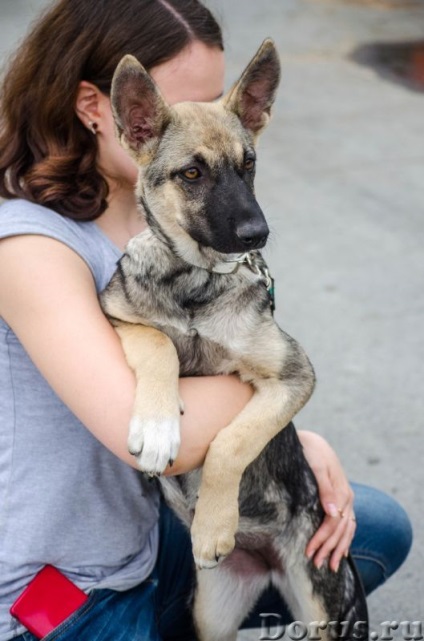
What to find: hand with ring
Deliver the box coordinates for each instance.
[297,430,357,572]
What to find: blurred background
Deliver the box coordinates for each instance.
[1,0,423,637]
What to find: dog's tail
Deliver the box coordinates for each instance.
[159,471,201,528]
[336,555,369,641]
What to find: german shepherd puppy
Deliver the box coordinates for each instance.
[100,41,368,641]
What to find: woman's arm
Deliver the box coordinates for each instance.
[0,234,253,473]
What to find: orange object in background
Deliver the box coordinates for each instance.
[351,40,424,92]
[410,45,424,87]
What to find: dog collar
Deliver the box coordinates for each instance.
[210,252,250,274]
[212,252,275,313]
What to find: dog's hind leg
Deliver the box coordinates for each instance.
[273,555,368,641]
[245,424,369,641]
[272,563,330,640]
[193,557,270,641]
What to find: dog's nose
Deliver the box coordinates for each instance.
[235,220,269,249]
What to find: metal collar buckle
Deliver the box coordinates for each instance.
[237,252,276,314]
[243,253,272,290]
[212,252,275,313]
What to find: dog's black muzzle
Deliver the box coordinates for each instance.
[199,171,270,254]
[225,187,270,253]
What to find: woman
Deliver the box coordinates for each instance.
[0,1,412,639]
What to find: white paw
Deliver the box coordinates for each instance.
[128,416,181,475]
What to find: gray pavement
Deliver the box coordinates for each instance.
[1,0,423,638]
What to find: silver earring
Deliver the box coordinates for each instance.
[88,121,98,135]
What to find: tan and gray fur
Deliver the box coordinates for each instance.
[101,41,368,641]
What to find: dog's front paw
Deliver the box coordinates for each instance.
[190,500,238,569]
[128,415,181,475]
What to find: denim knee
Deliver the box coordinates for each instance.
[350,482,413,595]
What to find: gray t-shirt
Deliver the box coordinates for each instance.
[0,199,160,641]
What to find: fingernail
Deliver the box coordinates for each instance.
[333,562,340,573]
[306,548,316,559]
[316,558,324,569]
[326,503,338,517]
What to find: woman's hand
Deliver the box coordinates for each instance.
[298,430,356,572]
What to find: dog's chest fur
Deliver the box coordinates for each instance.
[102,230,280,378]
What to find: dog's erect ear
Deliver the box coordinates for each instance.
[224,39,280,137]
[111,55,171,156]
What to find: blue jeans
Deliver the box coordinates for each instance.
[16,483,412,641]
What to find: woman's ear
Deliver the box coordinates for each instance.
[75,81,103,133]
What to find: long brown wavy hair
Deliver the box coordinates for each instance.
[0,0,223,220]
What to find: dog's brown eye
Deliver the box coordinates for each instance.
[244,158,255,171]
[182,167,201,180]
